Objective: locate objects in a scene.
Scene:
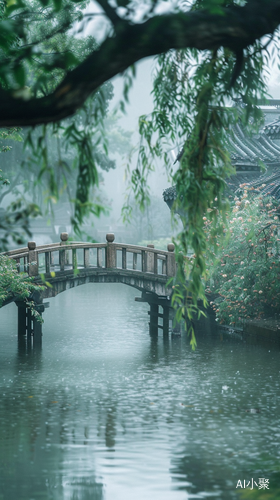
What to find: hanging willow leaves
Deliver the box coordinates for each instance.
[125,41,268,347]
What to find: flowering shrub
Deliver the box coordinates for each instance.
[204,188,280,325]
[0,255,45,320]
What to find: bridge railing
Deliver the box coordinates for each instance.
[3,233,176,279]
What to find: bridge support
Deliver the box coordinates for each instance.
[16,297,48,344]
[149,303,159,335]
[135,292,171,336]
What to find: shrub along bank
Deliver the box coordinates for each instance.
[0,254,44,320]
[204,187,280,326]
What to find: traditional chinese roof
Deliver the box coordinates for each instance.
[164,109,280,209]
[163,170,280,207]
[227,121,280,170]
[263,117,280,139]
[236,170,280,200]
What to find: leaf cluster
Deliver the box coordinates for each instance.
[0,254,44,320]
[206,191,280,325]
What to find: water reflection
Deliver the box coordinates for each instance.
[0,285,280,500]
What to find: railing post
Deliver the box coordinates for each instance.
[60,232,68,242]
[45,252,50,273]
[60,232,68,271]
[146,244,155,273]
[133,252,137,270]
[72,249,77,270]
[97,248,102,267]
[28,241,38,276]
[15,258,20,273]
[141,250,146,272]
[166,243,176,277]
[122,248,127,269]
[154,252,158,275]
[60,250,65,271]
[106,233,116,268]
[84,248,90,268]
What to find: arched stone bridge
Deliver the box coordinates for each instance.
[4,233,177,340]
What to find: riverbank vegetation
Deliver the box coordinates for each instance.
[0,254,44,319]
[205,188,280,326]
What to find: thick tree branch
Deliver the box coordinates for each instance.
[95,0,123,26]
[1,0,280,127]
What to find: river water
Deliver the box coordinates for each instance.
[0,284,280,500]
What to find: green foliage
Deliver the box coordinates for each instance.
[0,0,86,92]
[0,198,41,250]
[0,127,43,250]
[0,0,117,243]
[0,254,44,319]
[19,27,116,231]
[206,191,280,325]
[0,164,42,251]
[126,40,268,345]
[0,168,9,187]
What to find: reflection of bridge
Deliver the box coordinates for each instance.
[4,233,177,342]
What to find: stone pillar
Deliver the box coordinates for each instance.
[33,301,44,341]
[106,233,116,268]
[72,249,77,269]
[122,248,127,269]
[33,328,42,347]
[162,306,169,336]
[28,241,38,276]
[60,232,68,271]
[84,248,90,268]
[133,252,137,270]
[166,243,176,277]
[97,248,102,267]
[60,249,66,271]
[146,244,155,273]
[60,232,68,243]
[16,302,27,336]
[26,308,32,336]
[149,303,158,336]
[45,252,50,273]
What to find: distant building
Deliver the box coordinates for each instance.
[163,100,280,210]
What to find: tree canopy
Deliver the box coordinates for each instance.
[0,0,279,126]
